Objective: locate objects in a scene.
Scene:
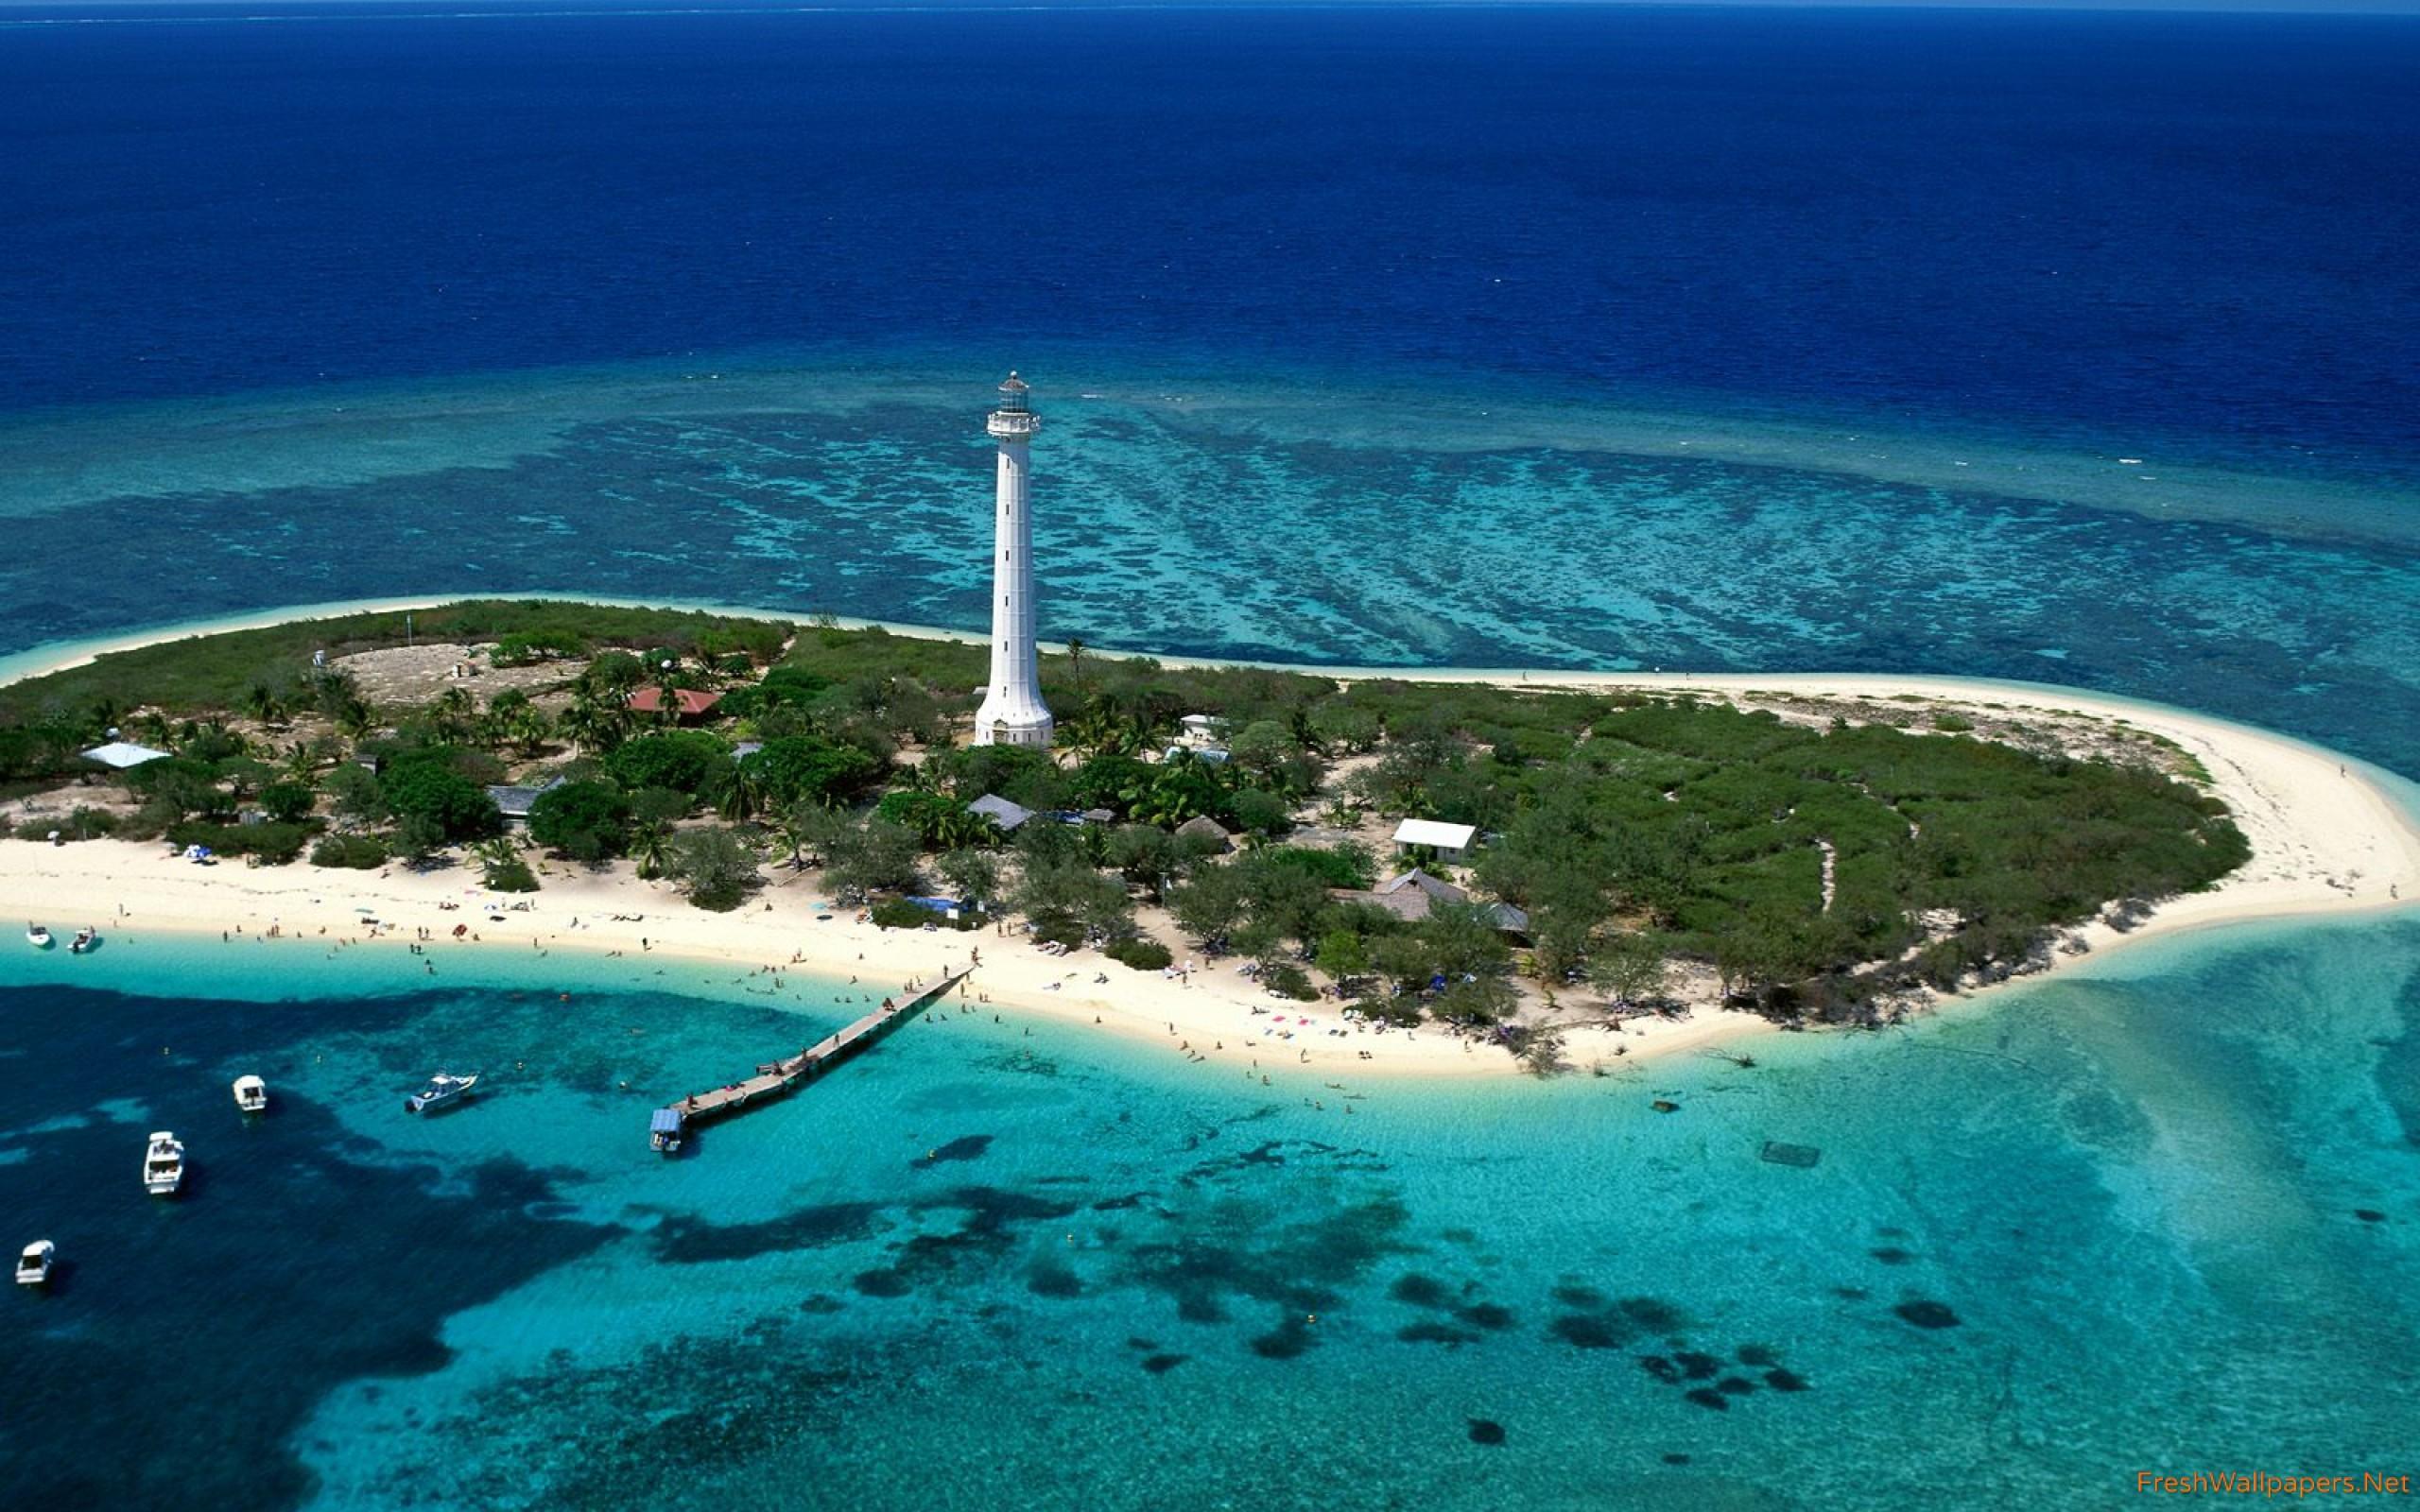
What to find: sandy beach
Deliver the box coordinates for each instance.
[2,610,2414,1082]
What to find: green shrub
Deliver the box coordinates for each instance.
[258,782,318,823]
[666,825,760,911]
[1030,917,1087,950]
[310,834,389,869]
[1106,937,1174,971]
[1264,964,1318,1001]
[1253,844,1375,890]
[15,809,120,842]
[381,760,504,841]
[1932,713,1975,733]
[1351,994,1425,1027]
[605,730,734,797]
[483,856,541,893]
[168,819,313,865]
[869,897,935,930]
[527,780,631,862]
[248,824,311,866]
[491,630,587,666]
[742,733,882,809]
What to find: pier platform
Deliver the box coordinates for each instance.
[655,967,970,1143]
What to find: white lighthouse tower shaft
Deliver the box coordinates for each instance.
[973,372,1053,748]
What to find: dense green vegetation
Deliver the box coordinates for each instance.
[0,600,2248,1032]
[0,600,787,730]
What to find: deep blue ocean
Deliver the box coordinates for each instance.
[2,6,2416,1508]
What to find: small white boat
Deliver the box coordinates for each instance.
[405,1072,480,1114]
[26,924,51,949]
[143,1131,185,1196]
[233,1075,268,1114]
[15,1240,54,1287]
[69,926,96,954]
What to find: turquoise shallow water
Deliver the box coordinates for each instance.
[4,916,2414,1508]
[5,8,2417,1501]
[2,352,2416,774]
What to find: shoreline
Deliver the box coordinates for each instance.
[2,599,2414,1081]
[0,846,1774,1083]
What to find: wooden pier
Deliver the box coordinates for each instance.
[657,968,971,1141]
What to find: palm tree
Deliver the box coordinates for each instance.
[280,741,320,783]
[560,694,629,758]
[307,669,362,717]
[631,822,671,881]
[245,683,285,730]
[648,661,682,729]
[479,689,528,750]
[335,696,378,742]
[891,761,944,797]
[713,765,766,823]
[1063,636,1088,694]
[773,807,818,871]
[506,706,553,759]
[928,806,999,853]
[432,686,478,745]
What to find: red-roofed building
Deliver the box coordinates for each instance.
[626,686,724,723]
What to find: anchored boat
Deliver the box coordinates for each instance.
[16,1240,55,1287]
[26,924,51,949]
[649,1108,684,1155]
[404,1072,479,1114]
[70,926,97,954]
[232,1075,268,1114]
[143,1131,185,1196]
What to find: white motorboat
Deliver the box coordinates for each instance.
[233,1075,268,1114]
[70,926,97,954]
[26,924,51,949]
[15,1240,54,1287]
[143,1131,185,1195]
[404,1072,480,1114]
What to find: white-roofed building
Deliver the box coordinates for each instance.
[969,793,1035,833]
[81,741,173,770]
[1392,817,1477,859]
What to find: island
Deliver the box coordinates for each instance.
[0,597,2411,1076]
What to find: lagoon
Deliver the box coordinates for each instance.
[3,916,2415,1507]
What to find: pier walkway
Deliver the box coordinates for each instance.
[659,967,971,1140]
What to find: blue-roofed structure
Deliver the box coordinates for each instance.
[650,1107,684,1154]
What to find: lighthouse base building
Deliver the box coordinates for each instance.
[973,372,1054,748]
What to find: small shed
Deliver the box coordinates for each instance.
[969,794,1034,833]
[81,741,172,771]
[1392,817,1477,860]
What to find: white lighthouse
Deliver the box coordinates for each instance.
[973,371,1053,748]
